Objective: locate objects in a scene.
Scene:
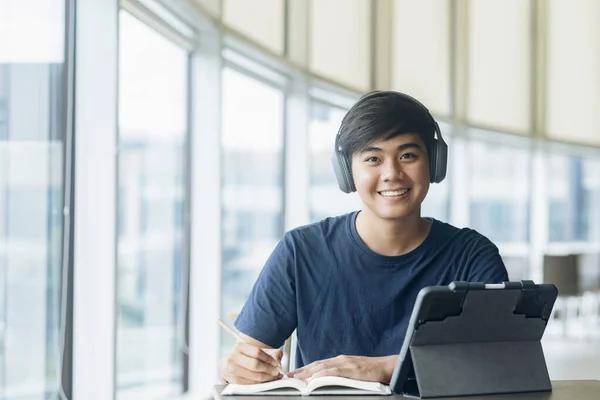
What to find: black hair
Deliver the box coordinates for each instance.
[337,91,436,158]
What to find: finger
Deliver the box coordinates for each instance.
[262,349,283,372]
[288,367,306,378]
[236,343,280,368]
[224,363,259,385]
[264,348,284,363]
[226,360,281,383]
[236,366,280,383]
[311,367,346,379]
[290,367,319,378]
[292,362,330,380]
[225,374,261,385]
[289,360,319,377]
[236,353,281,377]
[262,348,285,374]
[293,354,350,379]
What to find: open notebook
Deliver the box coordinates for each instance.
[221,376,392,396]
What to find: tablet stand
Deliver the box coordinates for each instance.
[399,281,555,398]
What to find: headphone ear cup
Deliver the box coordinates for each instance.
[429,141,438,183]
[331,150,355,193]
[341,153,356,192]
[431,138,448,183]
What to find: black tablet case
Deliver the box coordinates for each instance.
[390,281,558,398]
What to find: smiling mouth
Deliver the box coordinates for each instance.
[378,189,411,197]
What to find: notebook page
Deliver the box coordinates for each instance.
[221,378,306,395]
[306,376,391,395]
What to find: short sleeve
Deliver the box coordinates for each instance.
[465,236,510,283]
[234,232,298,348]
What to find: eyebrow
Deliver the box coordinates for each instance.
[359,142,423,153]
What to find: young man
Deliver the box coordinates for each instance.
[219,91,508,385]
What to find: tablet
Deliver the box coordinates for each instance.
[389,281,558,398]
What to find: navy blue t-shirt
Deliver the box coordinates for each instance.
[235,211,508,368]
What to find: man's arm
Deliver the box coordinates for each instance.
[218,332,284,384]
[237,332,272,348]
[234,233,298,349]
[220,233,299,384]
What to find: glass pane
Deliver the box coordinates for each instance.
[0,0,65,63]
[548,153,600,242]
[220,67,284,356]
[116,11,188,399]
[469,135,530,243]
[548,154,573,242]
[0,66,65,398]
[308,101,360,222]
[582,158,600,243]
[502,255,530,281]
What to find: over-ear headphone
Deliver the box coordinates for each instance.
[331,91,448,193]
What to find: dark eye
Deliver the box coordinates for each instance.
[364,156,380,163]
[400,153,417,160]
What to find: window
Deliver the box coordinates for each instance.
[220,66,284,356]
[0,50,66,400]
[308,101,359,222]
[468,133,530,243]
[548,153,600,243]
[582,158,600,243]
[501,255,530,281]
[116,11,188,398]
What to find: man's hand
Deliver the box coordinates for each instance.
[219,342,284,385]
[288,355,397,383]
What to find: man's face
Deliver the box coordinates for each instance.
[351,133,430,222]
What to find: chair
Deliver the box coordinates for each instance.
[576,253,600,338]
[543,254,581,337]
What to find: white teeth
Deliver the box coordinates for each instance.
[379,189,410,196]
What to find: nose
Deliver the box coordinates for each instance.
[381,158,404,181]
